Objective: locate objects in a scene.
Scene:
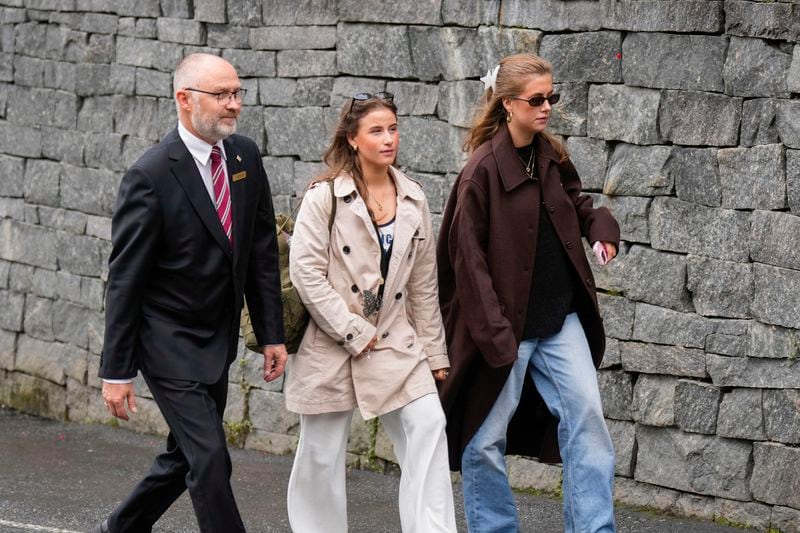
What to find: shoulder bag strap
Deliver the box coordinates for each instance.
[328,179,337,234]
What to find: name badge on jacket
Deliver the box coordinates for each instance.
[232,171,247,182]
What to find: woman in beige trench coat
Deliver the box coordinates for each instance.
[284,93,457,533]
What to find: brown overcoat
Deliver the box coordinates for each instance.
[437,124,620,470]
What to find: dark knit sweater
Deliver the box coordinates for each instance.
[517,143,578,340]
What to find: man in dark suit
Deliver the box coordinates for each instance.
[95,53,287,533]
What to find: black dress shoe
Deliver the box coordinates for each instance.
[91,519,110,533]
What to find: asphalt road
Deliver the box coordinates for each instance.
[0,408,751,533]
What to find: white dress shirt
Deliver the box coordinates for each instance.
[177,120,229,202]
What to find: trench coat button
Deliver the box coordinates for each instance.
[336,341,344,346]
[394,292,402,300]
[346,333,353,341]
[381,331,390,339]
[343,245,350,254]
[408,252,413,259]
[351,284,359,293]
[344,195,352,204]
[565,241,574,249]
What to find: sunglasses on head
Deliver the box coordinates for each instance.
[352,91,394,102]
[510,93,561,107]
[346,91,395,117]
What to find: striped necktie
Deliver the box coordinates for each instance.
[210,146,233,245]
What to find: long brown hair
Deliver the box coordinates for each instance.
[463,53,568,162]
[312,96,399,219]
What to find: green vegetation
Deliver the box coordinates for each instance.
[361,418,383,472]
[514,484,563,499]
[713,516,751,529]
[224,419,253,447]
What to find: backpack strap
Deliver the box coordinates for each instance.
[277,198,303,234]
[328,179,336,234]
[278,179,337,235]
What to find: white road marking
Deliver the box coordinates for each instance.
[0,520,83,533]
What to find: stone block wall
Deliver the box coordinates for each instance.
[1,0,799,529]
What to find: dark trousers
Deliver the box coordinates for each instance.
[108,371,245,533]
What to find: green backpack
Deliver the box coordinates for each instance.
[241,180,336,354]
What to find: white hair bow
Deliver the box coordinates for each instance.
[480,65,500,92]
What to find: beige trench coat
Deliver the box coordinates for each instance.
[285,167,449,419]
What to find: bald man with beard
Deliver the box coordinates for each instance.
[94,54,287,533]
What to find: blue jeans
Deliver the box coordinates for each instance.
[462,313,616,533]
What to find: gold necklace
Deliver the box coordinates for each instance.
[366,177,392,212]
[368,186,384,211]
[519,146,535,176]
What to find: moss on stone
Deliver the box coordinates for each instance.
[787,330,799,365]
[713,516,752,529]
[7,377,64,419]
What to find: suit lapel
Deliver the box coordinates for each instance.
[224,137,246,268]
[168,133,233,259]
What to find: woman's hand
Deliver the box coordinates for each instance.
[602,241,618,262]
[603,241,617,263]
[433,368,450,381]
[592,241,618,266]
[359,336,378,356]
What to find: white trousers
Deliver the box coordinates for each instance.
[287,393,457,533]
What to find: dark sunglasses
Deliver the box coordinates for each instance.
[510,93,561,107]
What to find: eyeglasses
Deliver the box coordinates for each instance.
[510,93,561,107]
[184,87,247,104]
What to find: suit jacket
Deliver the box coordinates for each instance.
[99,128,284,384]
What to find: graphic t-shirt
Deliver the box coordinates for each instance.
[377,218,395,253]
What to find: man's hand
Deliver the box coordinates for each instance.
[102,382,137,421]
[263,344,288,382]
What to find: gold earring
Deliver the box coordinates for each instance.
[506,112,513,123]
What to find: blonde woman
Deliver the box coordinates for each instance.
[284,93,456,533]
[438,54,620,532]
